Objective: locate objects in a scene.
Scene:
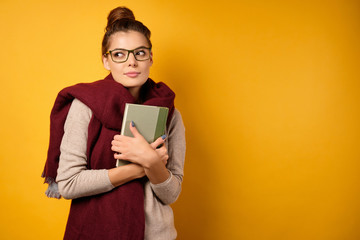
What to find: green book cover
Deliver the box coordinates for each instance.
[116,103,169,167]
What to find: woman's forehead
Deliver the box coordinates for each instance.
[108,31,149,49]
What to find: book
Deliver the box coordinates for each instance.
[116,103,169,167]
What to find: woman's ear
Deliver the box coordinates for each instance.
[103,55,111,71]
[150,52,153,66]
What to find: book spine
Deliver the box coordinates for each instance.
[154,107,169,140]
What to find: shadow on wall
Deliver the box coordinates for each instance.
[158,44,220,239]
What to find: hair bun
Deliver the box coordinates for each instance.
[106,7,135,31]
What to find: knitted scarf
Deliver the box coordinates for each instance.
[42,74,175,240]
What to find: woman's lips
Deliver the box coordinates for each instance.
[124,72,140,78]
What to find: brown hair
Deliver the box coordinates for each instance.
[101,7,152,55]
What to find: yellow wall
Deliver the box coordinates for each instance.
[1,0,359,239]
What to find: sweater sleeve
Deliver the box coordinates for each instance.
[56,98,114,199]
[149,109,186,205]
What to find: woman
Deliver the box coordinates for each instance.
[42,6,185,240]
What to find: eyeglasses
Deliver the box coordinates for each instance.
[105,47,151,63]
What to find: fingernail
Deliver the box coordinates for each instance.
[161,134,166,140]
[131,121,135,127]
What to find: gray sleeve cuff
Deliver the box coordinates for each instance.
[149,170,182,205]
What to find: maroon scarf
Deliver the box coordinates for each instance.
[42,74,175,240]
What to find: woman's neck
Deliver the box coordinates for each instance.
[128,86,141,103]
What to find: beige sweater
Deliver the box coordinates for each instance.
[56,98,186,240]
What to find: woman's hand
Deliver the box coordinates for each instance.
[111,122,166,169]
[151,140,169,166]
[111,121,170,184]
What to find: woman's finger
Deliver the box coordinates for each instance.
[150,135,166,149]
[129,121,142,138]
[114,152,126,160]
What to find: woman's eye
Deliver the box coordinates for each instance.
[135,50,146,56]
[113,52,125,58]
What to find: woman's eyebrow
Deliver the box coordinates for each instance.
[111,46,149,51]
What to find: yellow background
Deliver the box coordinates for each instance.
[1,0,359,239]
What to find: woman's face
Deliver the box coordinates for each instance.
[103,31,153,97]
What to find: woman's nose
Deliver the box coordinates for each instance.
[127,52,138,66]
